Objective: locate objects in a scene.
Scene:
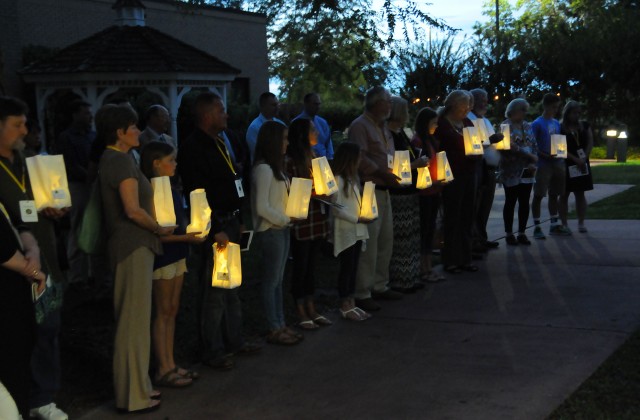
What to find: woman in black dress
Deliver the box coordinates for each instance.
[559,101,593,233]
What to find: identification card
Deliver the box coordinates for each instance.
[19,200,38,222]
[387,154,394,169]
[52,189,67,200]
[577,148,586,159]
[235,179,245,198]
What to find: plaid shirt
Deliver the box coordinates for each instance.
[285,156,329,241]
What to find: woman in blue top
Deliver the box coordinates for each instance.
[141,142,205,388]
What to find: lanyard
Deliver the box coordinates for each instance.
[0,201,10,221]
[0,159,26,193]
[106,145,122,152]
[215,137,237,176]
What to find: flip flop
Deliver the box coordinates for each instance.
[298,320,319,330]
[154,370,192,388]
[175,366,199,380]
[340,308,363,321]
[312,315,333,326]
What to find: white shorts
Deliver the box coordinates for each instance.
[152,258,188,280]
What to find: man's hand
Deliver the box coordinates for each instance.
[214,231,230,250]
[42,207,69,219]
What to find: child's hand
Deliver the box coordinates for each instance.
[186,232,206,244]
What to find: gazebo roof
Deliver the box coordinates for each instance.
[21,24,241,76]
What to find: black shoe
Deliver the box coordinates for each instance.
[517,234,531,245]
[372,289,404,300]
[472,253,484,260]
[204,356,234,371]
[473,245,488,254]
[484,240,500,249]
[506,234,518,246]
[355,298,381,311]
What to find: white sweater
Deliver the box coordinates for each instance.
[251,163,290,232]
[332,175,369,256]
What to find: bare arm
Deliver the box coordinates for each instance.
[119,178,174,236]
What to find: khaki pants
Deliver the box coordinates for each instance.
[355,189,393,300]
[113,247,154,411]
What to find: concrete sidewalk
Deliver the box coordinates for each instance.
[81,185,640,420]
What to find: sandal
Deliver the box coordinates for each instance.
[150,390,161,400]
[340,307,363,321]
[267,329,300,346]
[426,271,446,283]
[154,370,192,388]
[298,320,319,330]
[284,326,304,340]
[354,307,372,320]
[460,264,479,272]
[312,315,333,326]
[445,265,462,274]
[175,366,199,380]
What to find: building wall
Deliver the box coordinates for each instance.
[0,0,269,103]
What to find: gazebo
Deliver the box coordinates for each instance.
[20,0,240,146]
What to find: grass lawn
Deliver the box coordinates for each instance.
[552,160,640,418]
[570,161,640,219]
[590,145,640,160]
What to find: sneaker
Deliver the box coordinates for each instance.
[505,234,518,246]
[533,226,546,240]
[550,225,572,236]
[517,234,531,245]
[30,403,68,420]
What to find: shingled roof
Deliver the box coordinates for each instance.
[21,25,241,75]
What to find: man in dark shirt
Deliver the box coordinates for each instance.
[178,92,259,369]
[57,100,96,284]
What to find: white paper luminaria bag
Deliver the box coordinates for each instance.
[186,188,212,238]
[151,176,176,227]
[25,155,72,211]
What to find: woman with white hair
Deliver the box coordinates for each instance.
[435,90,482,274]
[387,96,429,292]
[499,98,539,245]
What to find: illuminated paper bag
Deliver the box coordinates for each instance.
[463,126,484,156]
[186,188,211,238]
[392,150,412,185]
[25,155,72,211]
[436,151,454,182]
[416,167,433,189]
[311,156,338,196]
[151,176,176,227]
[359,181,378,221]
[212,242,242,289]
[495,124,511,150]
[550,134,568,158]
[473,119,489,146]
[285,177,313,219]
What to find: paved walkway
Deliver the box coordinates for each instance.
[81,184,640,419]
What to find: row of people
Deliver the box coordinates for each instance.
[0,85,593,416]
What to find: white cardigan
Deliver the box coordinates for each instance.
[332,175,369,256]
[251,163,290,232]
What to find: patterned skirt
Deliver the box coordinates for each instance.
[389,194,422,289]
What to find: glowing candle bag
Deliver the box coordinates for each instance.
[285,177,313,219]
[25,155,72,210]
[416,167,433,189]
[462,126,484,156]
[212,242,242,289]
[311,156,338,196]
[186,188,211,238]
[151,176,176,227]
[359,181,378,221]
[495,124,511,150]
[392,150,412,185]
[436,151,454,182]
[550,134,568,158]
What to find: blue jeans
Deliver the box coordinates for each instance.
[256,228,290,331]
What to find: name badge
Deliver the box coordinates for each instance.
[19,200,38,222]
[387,154,394,169]
[235,178,245,198]
[577,148,586,159]
[52,189,67,200]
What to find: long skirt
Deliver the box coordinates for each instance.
[389,194,422,289]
